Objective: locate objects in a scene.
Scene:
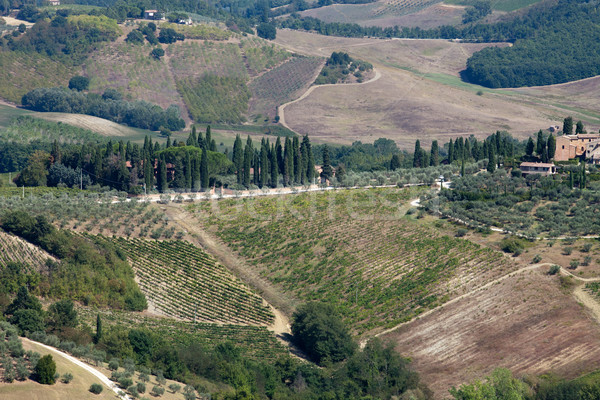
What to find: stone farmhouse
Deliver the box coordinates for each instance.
[555,134,600,161]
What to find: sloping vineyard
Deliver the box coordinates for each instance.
[190,188,518,334]
[0,230,55,269]
[240,37,291,76]
[77,307,286,360]
[91,235,274,326]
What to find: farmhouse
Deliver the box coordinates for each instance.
[143,9,164,20]
[586,141,600,165]
[48,0,60,5]
[519,162,557,176]
[555,134,600,161]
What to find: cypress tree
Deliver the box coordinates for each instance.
[166,137,171,148]
[413,140,422,168]
[293,136,301,183]
[547,134,556,159]
[206,126,216,151]
[158,157,167,192]
[184,151,192,189]
[233,135,243,185]
[94,314,102,344]
[430,140,439,166]
[243,136,252,188]
[270,144,278,188]
[581,163,586,189]
[283,137,292,186]
[389,154,400,170]
[187,129,197,146]
[321,144,333,181]
[576,120,585,134]
[192,154,200,191]
[200,146,209,190]
[487,146,496,173]
[448,139,454,163]
[461,159,465,177]
[526,137,535,156]
[253,151,260,185]
[197,127,205,149]
[260,142,269,188]
[304,135,314,183]
[563,116,573,135]
[275,137,283,175]
[336,163,346,184]
[144,156,154,192]
[536,130,544,156]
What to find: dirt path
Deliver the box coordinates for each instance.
[574,286,600,324]
[277,67,382,133]
[22,338,130,400]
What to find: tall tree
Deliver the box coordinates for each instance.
[576,120,585,134]
[389,154,400,171]
[320,145,333,181]
[563,116,573,135]
[536,130,545,156]
[303,135,315,184]
[448,139,454,163]
[412,140,422,168]
[526,137,535,156]
[487,146,496,173]
[253,151,260,186]
[200,147,209,190]
[270,144,278,188]
[192,154,200,191]
[243,136,253,187]
[430,140,439,166]
[547,134,556,159]
[186,129,197,146]
[293,136,301,183]
[232,135,243,185]
[283,137,292,186]
[184,151,192,189]
[158,157,167,193]
[260,142,269,189]
[206,125,216,151]
[94,314,102,344]
[275,137,284,175]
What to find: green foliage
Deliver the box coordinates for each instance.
[10,309,45,334]
[68,75,89,91]
[292,302,356,364]
[47,299,78,333]
[315,52,372,85]
[89,383,104,394]
[151,385,165,396]
[0,116,105,144]
[62,372,74,383]
[256,22,276,40]
[22,87,185,131]
[34,354,56,385]
[177,75,251,124]
[161,23,231,40]
[500,237,524,255]
[449,368,530,399]
[462,0,492,23]
[158,27,185,44]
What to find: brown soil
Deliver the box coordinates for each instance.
[382,267,600,399]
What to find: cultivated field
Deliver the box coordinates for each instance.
[383,268,600,399]
[274,30,600,149]
[188,187,520,334]
[0,230,56,270]
[92,235,275,325]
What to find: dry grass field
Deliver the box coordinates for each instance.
[274,30,600,149]
[382,268,600,399]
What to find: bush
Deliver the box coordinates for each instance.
[108,358,119,371]
[151,47,165,60]
[89,383,103,394]
[456,228,468,237]
[151,385,165,396]
[582,243,593,253]
[500,237,524,255]
[137,382,146,393]
[532,254,542,264]
[68,76,89,92]
[119,377,133,389]
[583,256,592,266]
[62,372,73,383]
[563,247,573,255]
[168,383,181,393]
[548,265,561,275]
[569,260,580,269]
[34,354,56,384]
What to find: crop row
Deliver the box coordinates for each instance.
[0,231,53,269]
[90,235,274,326]
[190,187,517,333]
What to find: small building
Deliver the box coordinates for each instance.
[555,134,600,161]
[586,141,600,165]
[143,9,164,20]
[48,0,60,5]
[520,162,557,176]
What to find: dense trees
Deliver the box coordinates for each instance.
[34,355,56,385]
[22,87,185,131]
[256,22,276,40]
[291,302,356,364]
[68,76,89,92]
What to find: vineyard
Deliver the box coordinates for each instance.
[371,0,441,17]
[0,51,75,104]
[249,56,324,119]
[0,116,105,144]
[76,307,286,360]
[167,41,248,80]
[189,187,518,334]
[241,38,291,76]
[160,22,231,40]
[91,235,274,325]
[177,75,251,123]
[0,230,55,269]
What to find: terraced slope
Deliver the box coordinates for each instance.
[189,187,519,334]
[93,235,274,326]
[0,230,56,269]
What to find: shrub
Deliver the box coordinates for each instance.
[583,256,592,266]
[108,358,119,371]
[128,385,139,397]
[569,260,580,269]
[532,254,542,264]
[563,247,573,255]
[500,237,524,255]
[150,47,165,60]
[137,382,146,393]
[547,265,560,275]
[34,354,56,384]
[68,76,90,91]
[119,377,133,389]
[62,372,73,383]
[456,228,468,237]
[151,385,165,396]
[582,243,593,253]
[89,383,103,394]
[169,383,181,393]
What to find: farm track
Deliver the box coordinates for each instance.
[277,67,382,134]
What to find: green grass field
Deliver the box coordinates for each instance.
[189,188,518,334]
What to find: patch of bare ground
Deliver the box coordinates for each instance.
[273,30,561,149]
[382,268,600,399]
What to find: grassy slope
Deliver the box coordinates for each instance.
[189,187,519,335]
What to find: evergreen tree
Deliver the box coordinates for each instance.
[158,157,167,192]
[192,154,200,191]
[275,137,284,175]
[186,129,197,146]
[184,151,192,189]
[232,135,243,185]
[166,137,171,148]
[487,146,496,173]
[581,163,586,189]
[253,151,260,186]
[293,136,301,183]
[243,136,252,187]
[547,134,556,159]
[200,147,209,190]
[144,156,154,192]
[283,138,292,186]
[304,135,315,184]
[461,159,465,177]
[94,314,102,344]
[430,140,439,166]
[206,126,216,151]
[336,163,346,184]
[172,156,186,189]
[563,116,573,135]
[536,130,544,156]
[413,140,422,168]
[270,144,278,188]
[260,142,269,188]
[197,127,205,149]
[526,137,535,156]
[389,154,400,171]
[320,145,333,181]
[576,120,585,134]
[51,140,61,165]
[448,139,454,163]
[569,171,574,189]
[35,355,56,385]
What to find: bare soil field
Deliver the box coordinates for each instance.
[274,30,600,149]
[383,268,600,399]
